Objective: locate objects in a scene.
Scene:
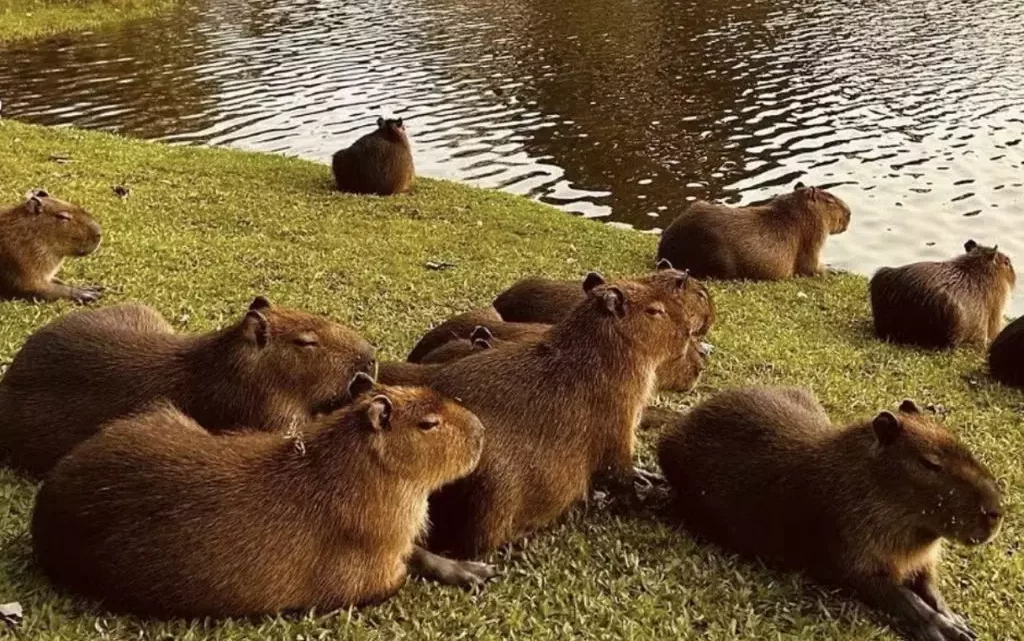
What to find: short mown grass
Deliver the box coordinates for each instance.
[0,0,176,43]
[0,119,1021,640]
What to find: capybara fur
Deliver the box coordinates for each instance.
[380,331,494,386]
[0,189,103,303]
[870,240,1016,349]
[419,327,496,364]
[657,387,1003,641]
[422,270,692,558]
[0,297,376,477]
[332,117,414,196]
[31,374,484,617]
[989,315,1024,387]
[406,306,547,363]
[656,183,851,280]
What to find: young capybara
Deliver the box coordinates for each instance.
[418,326,496,364]
[989,315,1024,387]
[421,270,692,558]
[332,117,414,195]
[31,373,485,617]
[379,330,494,386]
[0,189,104,303]
[0,297,376,477]
[657,387,1003,641]
[406,306,547,363]
[656,183,851,280]
[870,240,1016,349]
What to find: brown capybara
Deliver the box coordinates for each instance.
[657,387,1003,641]
[656,183,851,280]
[0,189,104,303]
[30,373,485,618]
[420,270,692,558]
[379,330,494,386]
[332,117,414,195]
[989,315,1024,387]
[491,261,716,337]
[419,326,496,364]
[406,306,547,364]
[0,297,376,477]
[870,240,1016,349]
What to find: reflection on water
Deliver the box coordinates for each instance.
[1,0,1022,310]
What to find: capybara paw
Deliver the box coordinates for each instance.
[438,559,497,589]
[71,286,104,304]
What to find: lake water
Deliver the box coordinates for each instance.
[1,0,1022,311]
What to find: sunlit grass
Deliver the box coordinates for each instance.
[0,0,177,43]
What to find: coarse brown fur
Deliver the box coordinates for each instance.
[656,183,851,280]
[0,190,104,303]
[0,297,376,477]
[31,375,484,618]
[989,315,1024,387]
[419,327,496,364]
[406,306,547,363]
[380,332,494,386]
[870,240,1015,349]
[332,117,414,196]
[422,270,693,558]
[657,387,1003,641]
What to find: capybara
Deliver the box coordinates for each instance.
[870,240,1015,348]
[0,189,103,303]
[31,373,484,617]
[656,183,851,280]
[406,306,547,364]
[422,270,692,558]
[332,117,414,195]
[989,315,1024,387]
[658,387,1003,641]
[419,326,495,364]
[0,297,376,477]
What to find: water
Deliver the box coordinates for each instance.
[1,0,1022,311]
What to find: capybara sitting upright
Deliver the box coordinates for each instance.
[989,315,1024,387]
[422,270,692,558]
[870,240,1015,349]
[656,183,851,280]
[332,117,414,195]
[0,189,104,303]
[0,297,376,477]
[658,387,1003,641]
[31,373,484,618]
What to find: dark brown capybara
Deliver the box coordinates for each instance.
[332,117,414,195]
[0,189,103,303]
[31,373,485,618]
[406,306,547,364]
[656,183,851,280]
[988,315,1024,387]
[870,240,1015,349]
[658,386,1003,641]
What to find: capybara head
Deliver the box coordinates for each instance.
[787,182,851,234]
[231,297,377,415]
[654,259,715,336]
[376,117,407,142]
[17,189,102,256]
[963,239,1016,289]
[345,372,484,488]
[869,400,1003,546]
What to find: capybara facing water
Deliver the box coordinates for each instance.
[0,190,104,303]
[420,270,692,558]
[332,117,414,196]
[31,373,484,617]
[658,387,1003,641]
[656,183,851,280]
[988,315,1024,387]
[0,297,376,477]
[870,240,1015,349]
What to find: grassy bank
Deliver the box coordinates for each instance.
[0,0,176,43]
[0,119,1021,640]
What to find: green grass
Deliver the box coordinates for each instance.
[0,0,176,43]
[0,119,1021,640]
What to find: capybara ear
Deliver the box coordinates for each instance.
[582,272,606,293]
[376,116,385,128]
[248,296,272,311]
[367,395,393,431]
[347,371,375,400]
[241,310,271,348]
[964,239,978,253]
[991,245,1000,261]
[472,337,492,350]
[899,399,921,414]
[656,258,674,271]
[470,325,494,342]
[794,181,806,190]
[872,411,903,446]
[25,195,44,215]
[599,286,626,318]
[396,118,404,128]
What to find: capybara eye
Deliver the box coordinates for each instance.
[919,455,943,472]
[293,335,319,348]
[645,305,666,317]
[418,417,440,432]
[56,211,72,222]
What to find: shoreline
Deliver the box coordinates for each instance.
[0,0,178,44]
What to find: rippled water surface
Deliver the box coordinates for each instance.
[1,0,1022,309]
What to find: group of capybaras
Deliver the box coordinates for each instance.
[1,117,1021,641]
